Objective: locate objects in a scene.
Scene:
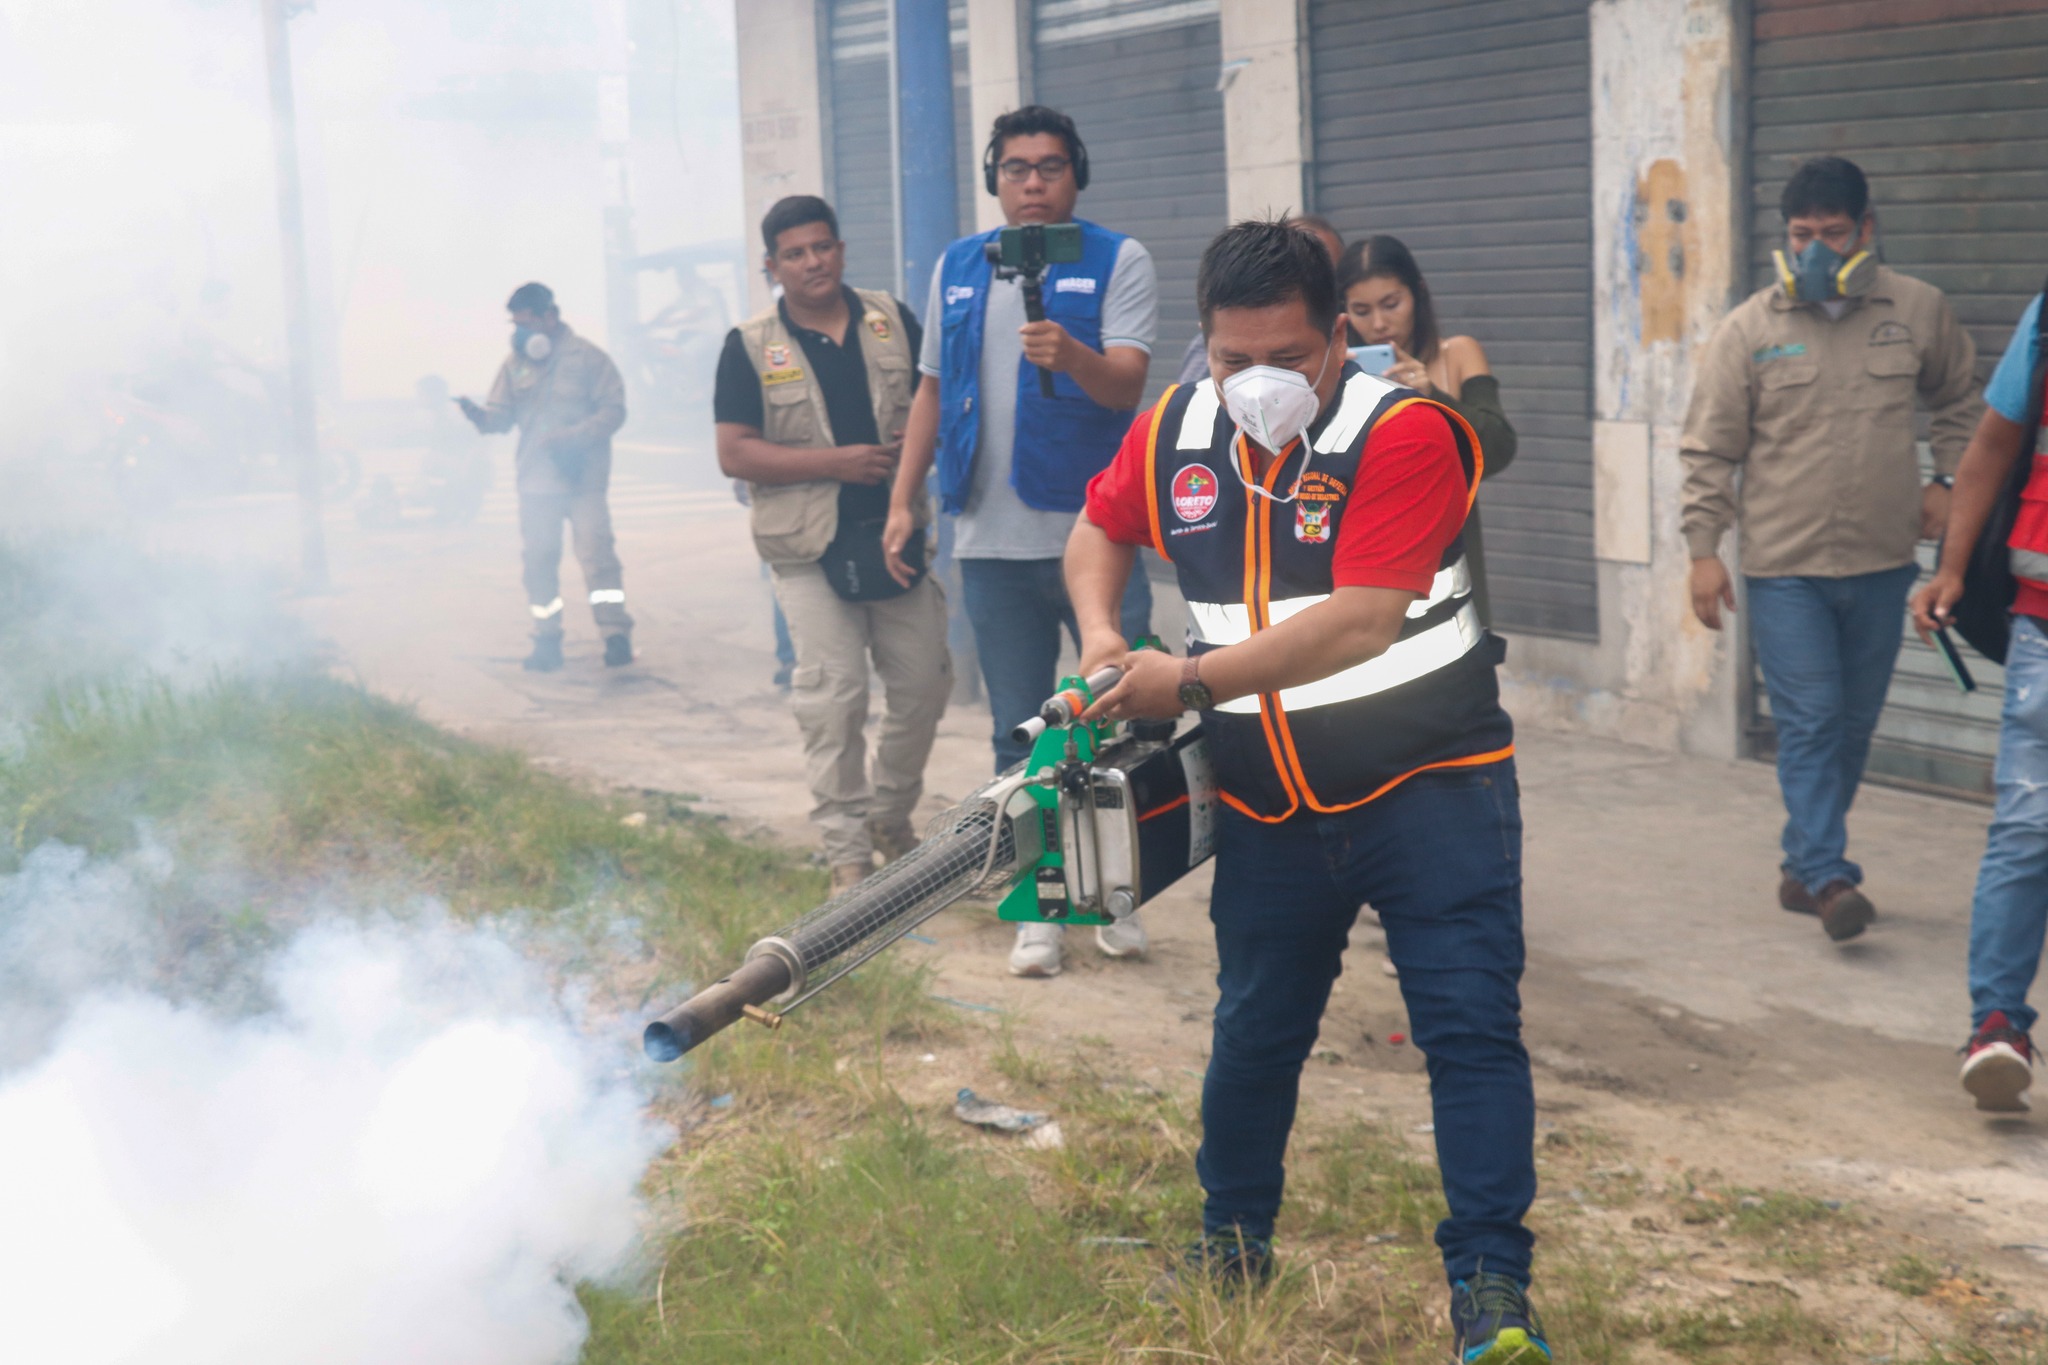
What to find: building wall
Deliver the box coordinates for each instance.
[1497,0,1746,758]
[736,0,828,312]
[1218,0,1305,222]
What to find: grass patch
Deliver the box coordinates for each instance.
[1883,1255,1948,1299]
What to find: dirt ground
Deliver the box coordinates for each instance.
[148,445,2048,1338]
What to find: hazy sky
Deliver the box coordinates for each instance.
[0,0,741,440]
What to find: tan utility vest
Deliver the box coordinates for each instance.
[736,289,923,563]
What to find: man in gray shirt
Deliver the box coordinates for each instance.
[885,105,1157,978]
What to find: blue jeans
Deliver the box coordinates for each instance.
[1969,615,2048,1034]
[957,557,1152,771]
[1198,761,1535,1285]
[1746,563,1918,892]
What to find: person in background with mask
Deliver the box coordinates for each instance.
[459,282,633,672]
[1339,234,1516,625]
[1681,156,1980,943]
[884,104,1157,979]
[1066,220,1544,1364]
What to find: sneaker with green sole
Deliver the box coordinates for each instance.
[1450,1272,1551,1363]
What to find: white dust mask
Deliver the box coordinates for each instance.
[1218,341,1335,502]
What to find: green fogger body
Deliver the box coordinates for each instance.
[644,662,1219,1061]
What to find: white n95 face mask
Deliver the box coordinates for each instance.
[1220,365,1320,456]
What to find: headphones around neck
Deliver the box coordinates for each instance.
[982,130,1091,196]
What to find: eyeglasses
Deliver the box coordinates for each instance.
[997,156,1071,184]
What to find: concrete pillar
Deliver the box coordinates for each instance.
[1219,0,1306,222]
[1517,0,1743,757]
[736,0,828,313]
[965,0,1024,232]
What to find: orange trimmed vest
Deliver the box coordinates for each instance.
[2011,368,2048,620]
[1144,368,1514,821]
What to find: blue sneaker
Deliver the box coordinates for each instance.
[1450,1272,1551,1363]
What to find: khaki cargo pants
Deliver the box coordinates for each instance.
[771,562,951,868]
[519,491,632,640]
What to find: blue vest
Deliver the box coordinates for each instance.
[935,218,1134,515]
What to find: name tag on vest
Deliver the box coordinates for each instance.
[1054,277,1098,295]
[762,367,806,386]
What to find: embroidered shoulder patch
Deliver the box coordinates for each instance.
[762,367,806,387]
[1753,342,1808,364]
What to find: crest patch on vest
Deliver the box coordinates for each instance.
[762,366,806,387]
[865,312,893,342]
[1295,501,1334,545]
[764,342,791,368]
[1869,320,1913,347]
[1172,464,1220,523]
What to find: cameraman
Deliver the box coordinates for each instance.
[884,105,1157,978]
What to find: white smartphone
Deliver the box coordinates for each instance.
[1348,343,1397,374]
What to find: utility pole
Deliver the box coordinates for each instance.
[259,0,329,593]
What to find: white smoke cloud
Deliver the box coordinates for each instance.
[0,847,670,1365]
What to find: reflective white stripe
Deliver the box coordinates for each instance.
[1176,379,1221,449]
[2013,547,2048,582]
[589,589,627,605]
[1186,557,1469,646]
[1313,371,1400,453]
[1213,601,1483,714]
[530,597,564,619]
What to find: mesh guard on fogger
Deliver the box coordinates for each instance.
[642,788,1026,1060]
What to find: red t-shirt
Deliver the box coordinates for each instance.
[1083,398,1469,595]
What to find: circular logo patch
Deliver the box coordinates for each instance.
[1171,464,1220,523]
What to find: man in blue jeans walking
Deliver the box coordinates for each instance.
[1912,283,2048,1113]
[886,104,1156,978]
[1681,156,1980,942]
[1068,221,1545,1364]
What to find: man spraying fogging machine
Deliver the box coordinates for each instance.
[645,221,1550,1365]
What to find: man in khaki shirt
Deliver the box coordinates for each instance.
[1681,156,1980,943]
[460,282,632,672]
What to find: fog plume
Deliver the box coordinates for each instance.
[0,844,668,1365]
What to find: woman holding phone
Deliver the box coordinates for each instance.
[1337,235,1517,624]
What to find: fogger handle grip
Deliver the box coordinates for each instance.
[1010,665,1125,746]
[1021,278,1057,398]
[643,953,793,1061]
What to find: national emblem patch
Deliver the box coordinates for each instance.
[764,342,792,368]
[1295,501,1333,544]
[865,312,893,342]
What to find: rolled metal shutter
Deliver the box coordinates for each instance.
[1307,0,1597,640]
[952,0,977,241]
[1748,0,2048,798]
[827,0,900,295]
[1031,0,1228,400]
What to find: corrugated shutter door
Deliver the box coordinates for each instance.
[952,0,976,241]
[829,0,899,295]
[1749,0,2048,798]
[1307,0,1597,640]
[1031,0,1228,399]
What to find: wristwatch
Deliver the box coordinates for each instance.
[1177,655,1214,712]
[1931,474,1955,489]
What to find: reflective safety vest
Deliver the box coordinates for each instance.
[2010,365,2048,615]
[1144,368,1514,821]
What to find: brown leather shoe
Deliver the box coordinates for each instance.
[1815,879,1875,942]
[1778,873,1818,916]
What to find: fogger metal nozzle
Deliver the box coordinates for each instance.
[1010,664,1124,745]
[643,953,793,1061]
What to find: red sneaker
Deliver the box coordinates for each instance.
[1961,1012,2035,1113]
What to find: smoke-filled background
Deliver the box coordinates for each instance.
[0,0,743,488]
[0,2,751,1360]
